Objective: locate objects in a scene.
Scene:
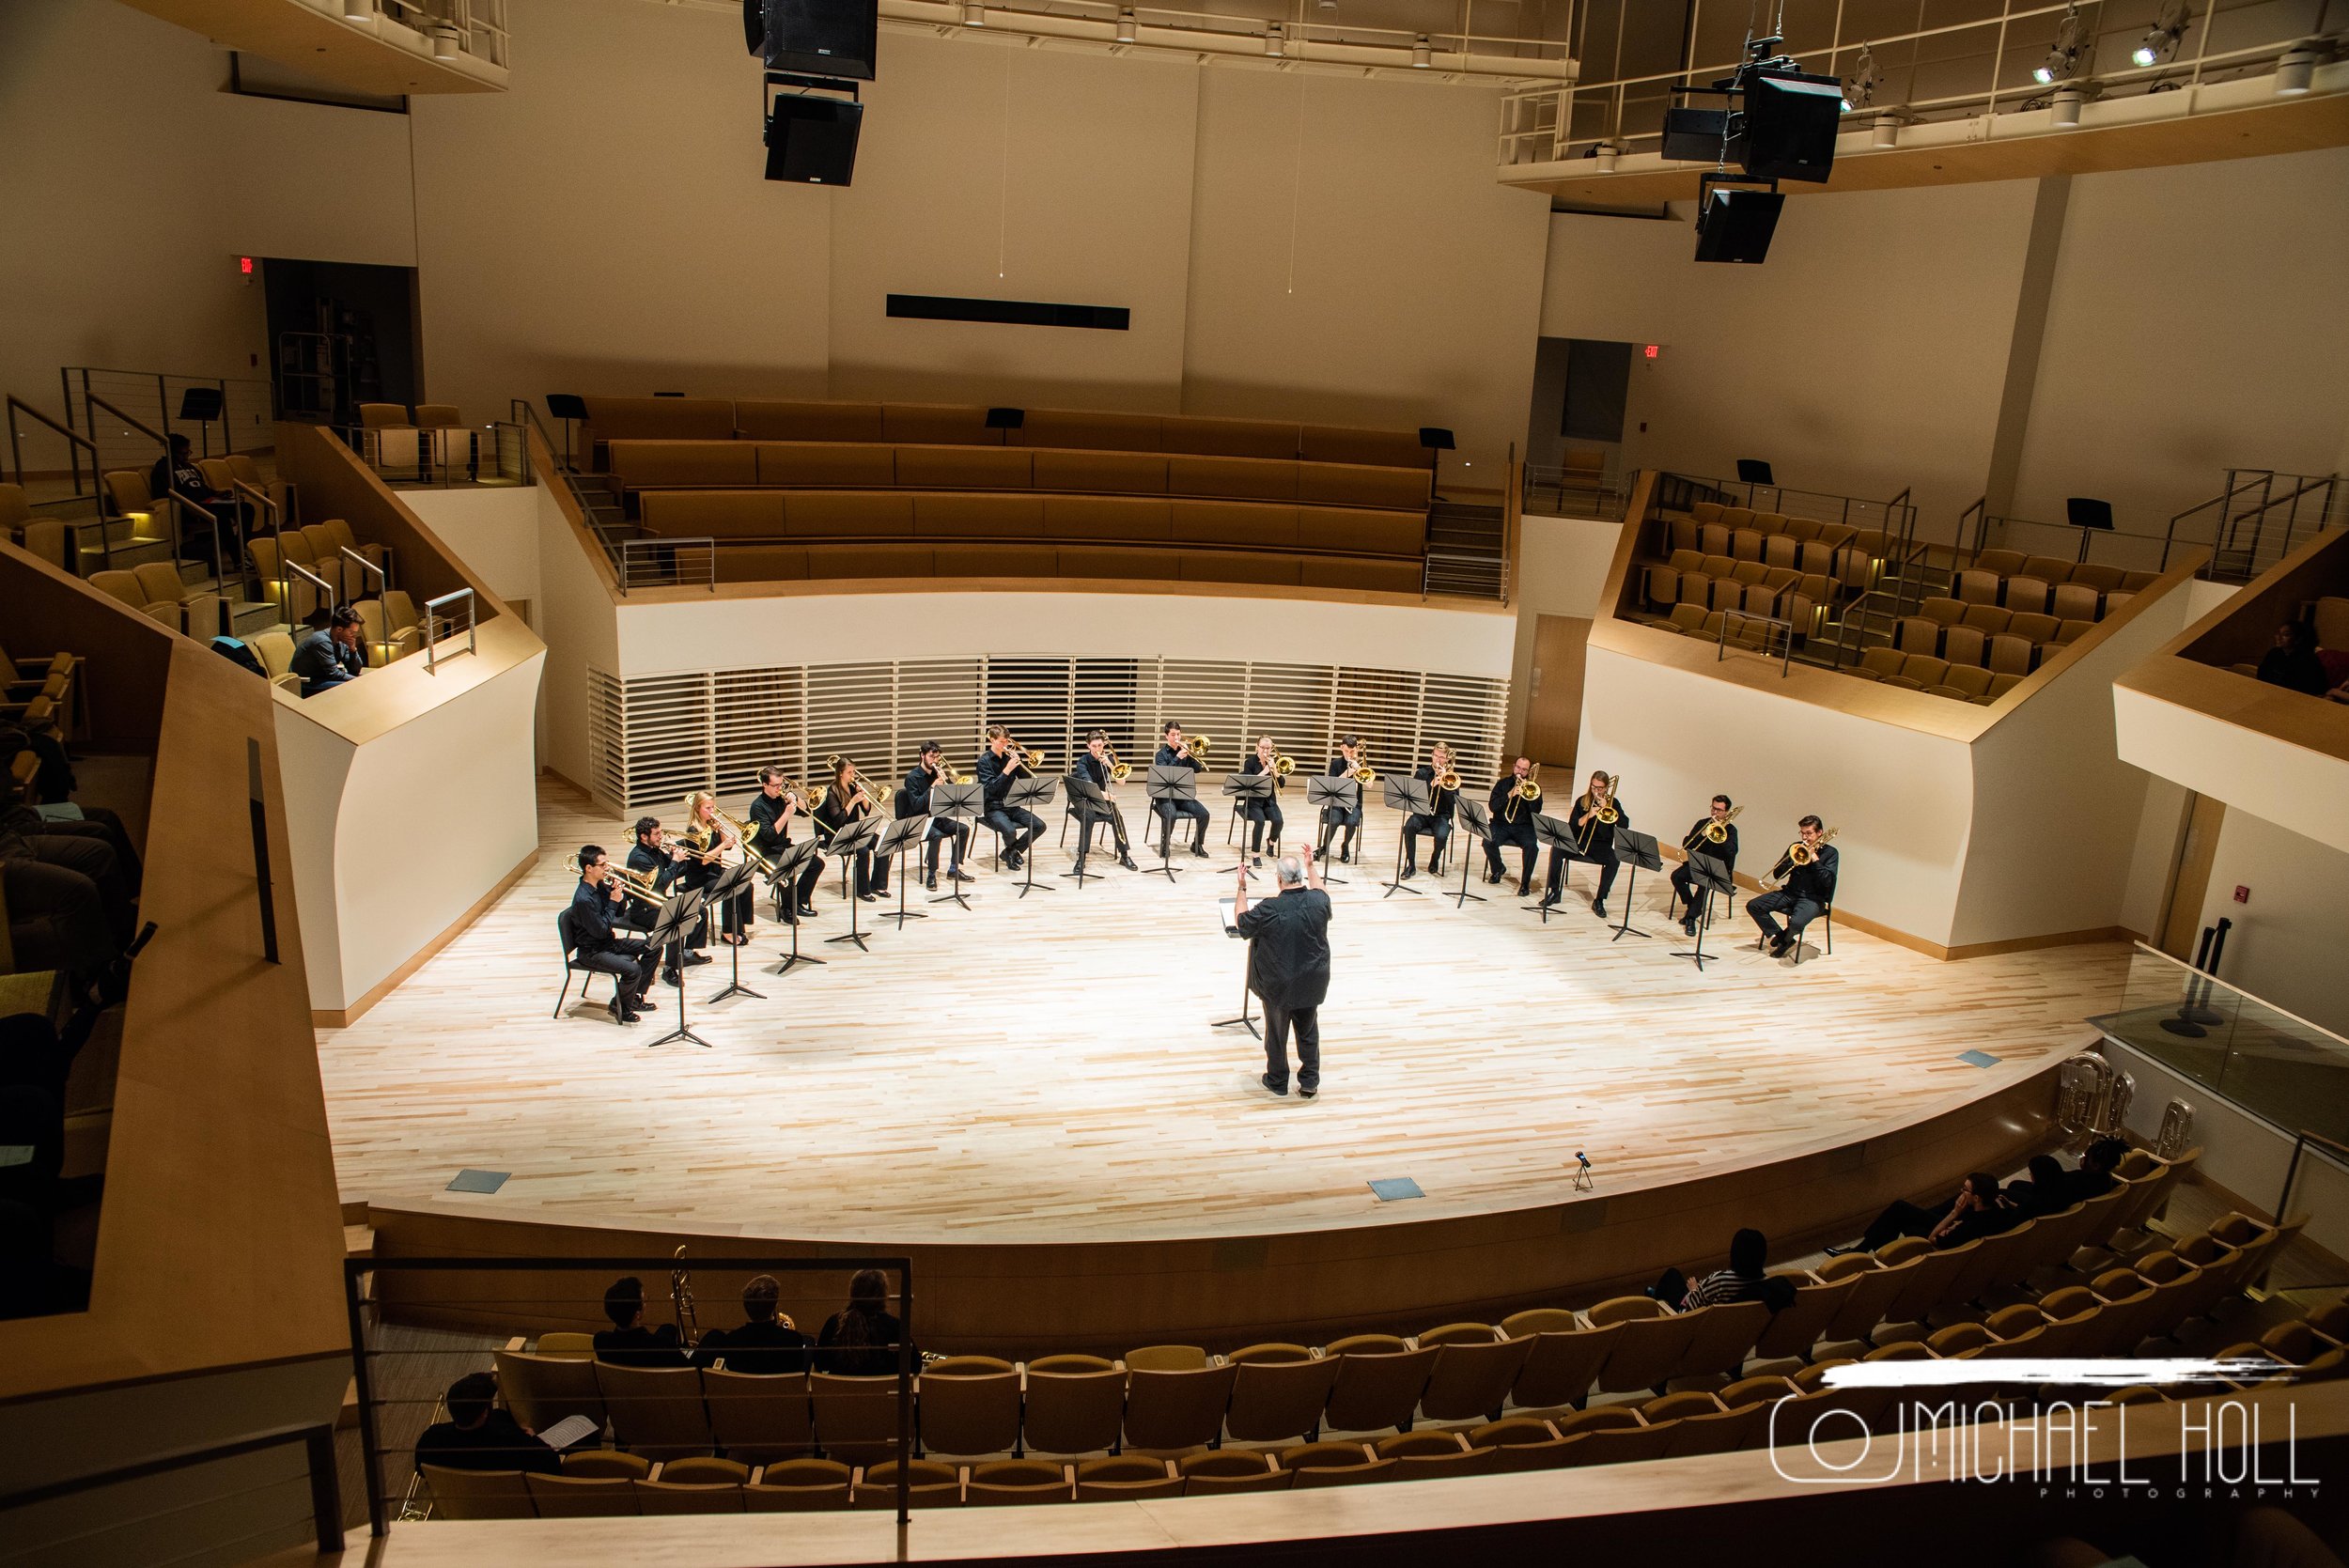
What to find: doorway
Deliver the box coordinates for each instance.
[261,258,422,428]
[1521,613,1590,774]
[1527,336,1632,500]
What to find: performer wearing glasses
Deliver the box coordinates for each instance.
[1070,731,1140,876]
[902,741,976,892]
[1400,741,1458,879]
[1152,722,1212,859]
[976,725,1043,871]
[746,766,822,922]
[1672,795,1739,937]
[1238,736,1285,865]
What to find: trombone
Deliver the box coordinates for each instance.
[1183,734,1212,764]
[1348,743,1377,786]
[613,862,664,899]
[1104,744,1132,784]
[1574,773,1621,855]
[1760,826,1839,891]
[1511,763,1543,803]
[713,805,777,877]
[1700,804,1744,846]
[1272,753,1296,778]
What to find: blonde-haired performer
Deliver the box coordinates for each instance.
[1400,741,1458,879]
[681,789,750,943]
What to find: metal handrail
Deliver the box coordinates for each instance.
[616,536,718,596]
[2279,1130,2349,1232]
[1719,608,1796,675]
[344,1253,913,1534]
[287,561,335,629]
[0,1421,342,1558]
[84,391,171,470]
[422,588,477,672]
[5,394,101,495]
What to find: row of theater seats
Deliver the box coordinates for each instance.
[647,539,1423,595]
[1967,549,2159,600]
[607,441,1431,513]
[574,396,1433,474]
[486,1150,2210,1471]
[1665,507,1891,591]
[1639,551,1836,638]
[2,644,78,750]
[433,1204,2326,1519]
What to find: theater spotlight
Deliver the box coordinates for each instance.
[1843,44,1875,111]
[2033,1,2086,85]
[962,1,985,23]
[1411,35,1432,68]
[2132,0,2189,68]
[1115,8,1135,42]
[1265,23,1284,56]
[2276,43,2322,94]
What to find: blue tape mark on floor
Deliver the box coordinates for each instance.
[447,1168,510,1193]
[1368,1177,1424,1202]
[1956,1049,1999,1069]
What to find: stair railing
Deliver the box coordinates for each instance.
[6,394,101,497]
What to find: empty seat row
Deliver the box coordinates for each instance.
[607,440,1431,512]
[636,489,1426,557]
[1639,602,1789,651]
[249,520,390,617]
[1642,551,1833,636]
[85,565,230,641]
[661,539,1424,594]
[1850,650,2018,702]
[1953,568,2136,622]
[1968,550,2158,596]
[1661,520,1881,589]
[1,643,77,742]
[576,396,1432,473]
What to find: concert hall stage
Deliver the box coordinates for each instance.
[321,782,2136,1351]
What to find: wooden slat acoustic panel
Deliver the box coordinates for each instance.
[585,656,1509,813]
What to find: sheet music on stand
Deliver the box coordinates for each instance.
[1608,825,1662,942]
[874,815,930,927]
[1527,813,1577,922]
[822,815,885,953]
[1212,896,1256,1037]
[1061,770,1111,887]
[1378,775,1431,898]
[1303,775,1355,885]
[927,781,983,909]
[702,860,765,1002]
[1005,772,1059,898]
[1672,849,1736,972]
[1220,770,1273,875]
[1141,764,1195,884]
[643,889,710,1048]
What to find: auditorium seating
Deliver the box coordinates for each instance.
[430,1145,2333,1522]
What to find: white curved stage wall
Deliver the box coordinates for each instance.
[580,592,1517,813]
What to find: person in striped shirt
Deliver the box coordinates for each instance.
[1650,1227,1783,1312]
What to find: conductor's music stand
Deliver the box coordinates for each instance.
[1379,776,1432,898]
[764,841,828,974]
[1672,851,1735,972]
[1221,771,1274,876]
[1212,895,1259,1039]
[1608,827,1662,942]
[1452,800,1491,908]
[1304,776,1356,886]
[927,782,983,910]
[1005,772,1059,899]
[1527,814,1577,922]
[1142,765,1195,884]
[1060,770,1111,887]
[703,861,766,1002]
[874,816,930,927]
[823,815,885,952]
[644,889,711,1047]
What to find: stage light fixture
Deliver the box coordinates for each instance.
[2032,1,2085,85]
[2049,85,2088,126]
[1265,23,1284,56]
[429,24,460,58]
[1411,35,1432,68]
[2276,43,2321,94]
[1871,115,1901,148]
[343,0,372,18]
[1115,8,1135,41]
[2132,0,2188,68]
[1843,44,1875,111]
[962,1,985,24]
[1595,142,1620,172]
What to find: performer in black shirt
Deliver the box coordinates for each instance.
[412,1373,561,1477]
[627,816,708,985]
[746,766,822,922]
[594,1275,688,1367]
[1238,735,1285,863]
[681,789,749,941]
[1400,741,1458,878]
[690,1275,811,1374]
[975,725,1043,870]
[813,756,890,900]
[1547,770,1628,918]
[1151,721,1211,859]
[1483,757,1539,895]
[568,846,655,1023]
[1070,730,1140,874]
[1672,794,1740,937]
[1234,846,1332,1099]
[1749,815,1840,958]
[902,741,976,892]
[147,433,247,562]
[1317,736,1368,862]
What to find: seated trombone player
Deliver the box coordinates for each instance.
[1749,815,1838,958]
[1400,741,1458,878]
[746,765,822,922]
[1151,721,1212,859]
[627,815,708,986]
[813,755,891,902]
[1546,770,1628,919]
[571,845,657,1024]
[1237,735,1287,866]
[1070,730,1140,875]
[1672,795,1739,938]
[976,724,1044,870]
[1317,735,1369,862]
[902,740,977,892]
[1482,757,1539,895]
[681,789,750,944]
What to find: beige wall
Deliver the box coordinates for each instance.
[2190,810,2349,1040]
[1507,511,1623,747]
[0,0,414,464]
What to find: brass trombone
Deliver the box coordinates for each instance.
[713,805,777,877]
[613,862,663,899]
[1104,744,1131,784]
[671,1245,700,1346]
[1435,765,1462,791]
[1700,804,1743,846]
[1593,774,1623,827]
[1272,753,1296,777]
[1760,826,1839,891]
[1349,743,1377,786]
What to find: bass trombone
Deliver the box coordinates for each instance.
[1104,744,1131,784]
[1760,826,1839,891]
[1511,763,1543,803]
[1273,753,1297,778]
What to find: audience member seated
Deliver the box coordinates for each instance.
[2255,619,2329,696]
[148,433,248,557]
[2,803,135,1003]
[1835,1171,2015,1254]
[2010,1154,2076,1220]
[1647,1227,1794,1312]
[2062,1138,2128,1203]
[692,1273,813,1374]
[816,1267,913,1376]
[593,1275,688,1366]
[290,606,367,698]
[412,1372,562,1476]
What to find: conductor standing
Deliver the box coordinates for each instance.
[1234,847,1332,1100]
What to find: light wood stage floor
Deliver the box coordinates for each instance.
[322,779,2137,1348]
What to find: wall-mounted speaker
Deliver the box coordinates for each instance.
[762,0,878,82]
[765,96,863,185]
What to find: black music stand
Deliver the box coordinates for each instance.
[1142,765,1194,884]
[823,816,884,952]
[928,782,982,910]
[1672,851,1735,972]
[1221,772,1274,876]
[703,862,766,1002]
[1608,827,1662,941]
[875,816,929,927]
[1379,777,1431,898]
[1452,800,1492,908]
[1006,773,1059,899]
[764,841,829,974]
[1526,814,1577,922]
[644,889,711,1048]
[1304,776,1356,886]
[1213,895,1259,1039]
[1060,771,1110,888]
